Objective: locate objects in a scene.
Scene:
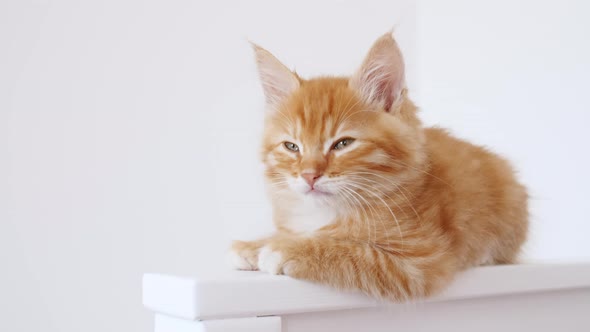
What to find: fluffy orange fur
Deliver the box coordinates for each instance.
[231,33,528,301]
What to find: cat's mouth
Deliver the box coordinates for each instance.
[306,188,331,196]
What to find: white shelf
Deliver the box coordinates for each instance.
[143,262,590,321]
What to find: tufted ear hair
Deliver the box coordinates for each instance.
[251,43,300,111]
[349,32,406,113]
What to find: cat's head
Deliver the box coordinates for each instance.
[254,33,425,210]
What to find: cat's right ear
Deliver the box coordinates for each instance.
[251,43,300,110]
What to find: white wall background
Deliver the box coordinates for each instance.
[0,1,588,331]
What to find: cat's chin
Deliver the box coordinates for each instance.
[297,188,335,206]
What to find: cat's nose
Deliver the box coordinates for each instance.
[302,172,322,188]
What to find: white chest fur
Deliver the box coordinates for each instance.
[285,200,337,234]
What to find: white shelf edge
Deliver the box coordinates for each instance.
[143,262,590,321]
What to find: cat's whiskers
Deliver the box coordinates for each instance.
[335,189,368,245]
[342,180,394,243]
[347,177,398,240]
[266,175,286,180]
[345,180,405,249]
[339,185,377,244]
[346,175,411,221]
[338,186,369,242]
[267,180,288,186]
[266,178,288,185]
[380,155,451,187]
[341,184,382,244]
[346,171,421,224]
[266,178,290,191]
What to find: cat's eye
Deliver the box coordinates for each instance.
[284,142,299,152]
[333,138,355,150]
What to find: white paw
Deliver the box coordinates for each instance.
[227,250,255,270]
[257,245,283,275]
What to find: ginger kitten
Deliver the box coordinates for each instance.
[230,32,528,301]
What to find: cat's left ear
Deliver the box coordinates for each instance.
[251,43,300,111]
[349,32,406,113]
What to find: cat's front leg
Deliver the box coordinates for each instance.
[257,236,457,301]
[229,238,269,271]
[256,236,321,276]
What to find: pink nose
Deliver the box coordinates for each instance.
[302,172,322,188]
